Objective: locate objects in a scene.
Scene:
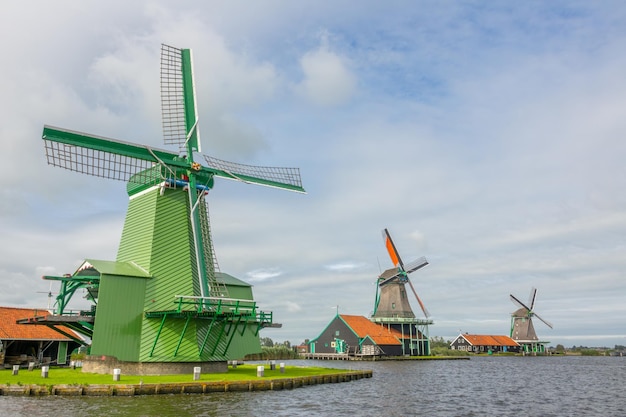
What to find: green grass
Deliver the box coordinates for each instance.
[1,365,351,387]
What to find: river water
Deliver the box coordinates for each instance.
[1,356,624,416]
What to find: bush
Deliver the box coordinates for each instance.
[579,349,601,356]
[244,345,300,360]
[430,346,470,356]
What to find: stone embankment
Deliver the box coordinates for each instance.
[0,370,372,396]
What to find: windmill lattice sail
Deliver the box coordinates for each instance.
[203,155,303,190]
[43,126,174,185]
[161,43,200,152]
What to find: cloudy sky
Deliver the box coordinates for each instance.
[1,1,625,348]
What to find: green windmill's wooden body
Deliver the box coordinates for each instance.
[23,44,304,373]
[89,183,263,364]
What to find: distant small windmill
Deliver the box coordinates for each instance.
[370,228,432,356]
[510,287,553,354]
[372,228,429,319]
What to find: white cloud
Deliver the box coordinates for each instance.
[284,301,302,313]
[325,262,367,272]
[246,268,283,282]
[295,42,356,106]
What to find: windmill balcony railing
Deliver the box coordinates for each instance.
[46,309,95,318]
[139,295,275,326]
[172,295,269,320]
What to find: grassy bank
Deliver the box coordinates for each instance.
[430,347,471,356]
[1,364,350,387]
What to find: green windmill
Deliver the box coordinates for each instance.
[24,44,304,374]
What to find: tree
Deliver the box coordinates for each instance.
[555,344,565,353]
[430,336,450,348]
[260,337,274,347]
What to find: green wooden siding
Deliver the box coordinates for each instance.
[118,187,196,311]
[90,274,147,361]
[117,190,158,271]
[92,185,265,363]
[147,186,197,309]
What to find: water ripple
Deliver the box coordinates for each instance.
[1,356,624,417]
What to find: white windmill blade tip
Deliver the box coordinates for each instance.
[404,257,428,273]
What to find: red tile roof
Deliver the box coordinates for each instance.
[0,307,75,341]
[460,334,519,347]
[340,315,402,346]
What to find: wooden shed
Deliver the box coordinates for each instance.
[0,306,81,367]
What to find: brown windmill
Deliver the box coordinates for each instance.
[510,287,553,354]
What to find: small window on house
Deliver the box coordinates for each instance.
[392,302,396,309]
[335,330,340,336]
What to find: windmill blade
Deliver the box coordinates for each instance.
[42,125,185,184]
[533,312,554,329]
[407,277,430,317]
[528,287,537,310]
[382,228,404,270]
[161,44,201,153]
[404,257,428,274]
[160,43,305,194]
[510,294,531,312]
[203,155,305,193]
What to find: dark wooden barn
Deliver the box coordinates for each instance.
[450,333,520,353]
[308,314,406,356]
